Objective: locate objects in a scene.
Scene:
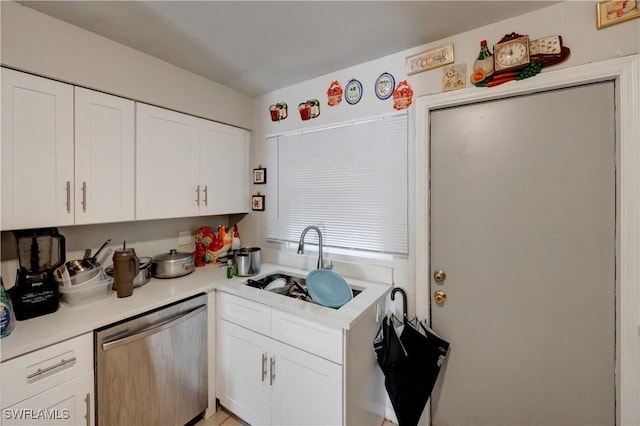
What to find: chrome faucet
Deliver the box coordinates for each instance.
[297,226,329,269]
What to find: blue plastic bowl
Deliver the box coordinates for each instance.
[305,269,353,308]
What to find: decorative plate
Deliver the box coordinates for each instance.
[344,79,363,105]
[375,72,395,100]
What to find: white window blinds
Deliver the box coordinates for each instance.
[266,113,408,255]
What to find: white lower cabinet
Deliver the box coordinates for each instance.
[216,293,344,425]
[3,372,93,426]
[217,320,342,426]
[1,334,94,426]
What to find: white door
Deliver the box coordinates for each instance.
[1,68,74,230]
[270,339,343,426]
[135,103,200,220]
[199,120,249,215]
[4,371,94,426]
[74,88,135,224]
[217,320,271,426]
[429,82,616,425]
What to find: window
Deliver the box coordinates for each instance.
[266,113,408,256]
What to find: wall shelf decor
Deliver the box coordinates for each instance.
[253,166,267,184]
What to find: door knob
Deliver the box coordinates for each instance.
[433,269,447,283]
[434,290,447,305]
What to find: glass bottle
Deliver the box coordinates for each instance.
[226,260,233,279]
[472,40,494,81]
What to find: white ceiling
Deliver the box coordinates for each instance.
[19,1,557,96]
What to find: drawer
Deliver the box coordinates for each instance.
[217,292,270,336]
[271,308,343,364]
[1,333,93,408]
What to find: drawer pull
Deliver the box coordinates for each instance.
[270,356,276,385]
[27,356,77,379]
[66,181,71,213]
[84,392,91,426]
[81,181,87,212]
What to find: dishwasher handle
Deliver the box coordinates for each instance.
[101,305,206,351]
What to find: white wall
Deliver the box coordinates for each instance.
[246,1,640,318]
[0,0,252,129]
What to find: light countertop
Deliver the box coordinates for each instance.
[1,263,391,362]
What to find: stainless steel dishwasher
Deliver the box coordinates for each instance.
[95,294,207,426]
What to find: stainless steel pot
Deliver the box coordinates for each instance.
[151,249,195,279]
[232,247,261,277]
[105,256,152,288]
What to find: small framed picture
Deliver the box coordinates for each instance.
[596,0,640,29]
[406,42,455,75]
[253,167,267,184]
[442,64,467,92]
[252,194,265,211]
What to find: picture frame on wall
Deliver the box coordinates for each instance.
[252,194,265,211]
[253,167,267,184]
[406,42,455,75]
[596,0,640,29]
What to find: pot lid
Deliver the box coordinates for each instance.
[152,249,193,264]
[305,269,353,309]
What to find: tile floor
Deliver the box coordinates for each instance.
[195,405,397,426]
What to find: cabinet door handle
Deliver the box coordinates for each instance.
[84,392,91,426]
[81,181,87,212]
[203,185,208,206]
[27,356,77,379]
[195,185,200,206]
[270,356,276,385]
[261,352,267,382]
[66,181,71,213]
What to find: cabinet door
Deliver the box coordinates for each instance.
[199,120,249,215]
[270,340,343,426]
[3,371,94,426]
[217,320,271,426]
[135,103,200,220]
[74,88,135,224]
[1,68,74,230]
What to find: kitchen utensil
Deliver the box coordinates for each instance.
[112,243,138,298]
[232,247,261,277]
[89,239,111,264]
[54,265,72,288]
[151,249,195,279]
[66,239,111,276]
[11,228,66,320]
[105,256,152,288]
[305,269,352,309]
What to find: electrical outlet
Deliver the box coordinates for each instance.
[178,231,192,246]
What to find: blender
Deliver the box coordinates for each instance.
[11,228,66,320]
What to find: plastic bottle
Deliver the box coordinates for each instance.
[226,260,234,279]
[1,277,16,338]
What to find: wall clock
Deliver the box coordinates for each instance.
[493,33,530,73]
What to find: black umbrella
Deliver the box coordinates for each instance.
[373,288,450,426]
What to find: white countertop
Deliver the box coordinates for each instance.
[1,263,391,362]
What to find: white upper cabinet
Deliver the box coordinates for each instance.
[136,103,249,220]
[2,69,248,228]
[199,119,249,215]
[74,87,135,224]
[1,68,74,230]
[135,103,201,220]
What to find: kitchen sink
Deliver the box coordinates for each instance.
[245,272,361,309]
